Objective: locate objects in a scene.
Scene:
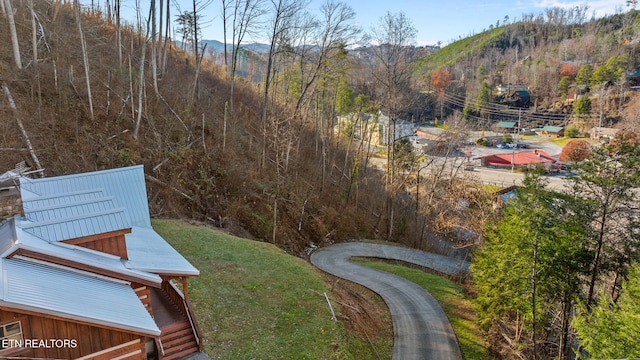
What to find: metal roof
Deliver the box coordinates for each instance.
[20,166,151,227]
[0,165,199,333]
[0,221,162,285]
[15,166,198,275]
[0,219,17,257]
[125,226,199,276]
[541,125,564,133]
[0,258,160,336]
[497,121,516,128]
[22,189,106,211]
[21,208,129,243]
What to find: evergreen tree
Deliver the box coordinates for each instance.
[573,95,591,117]
[566,134,640,310]
[472,173,590,359]
[574,264,640,358]
[476,82,491,113]
[558,75,571,98]
[575,64,593,87]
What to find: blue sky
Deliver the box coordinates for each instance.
[119,0,629,46]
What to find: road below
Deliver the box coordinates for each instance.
[310,242,468,360]
[467,166,569,190]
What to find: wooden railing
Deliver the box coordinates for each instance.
[162,280,204,351]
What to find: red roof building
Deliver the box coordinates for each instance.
[474,149,557,168]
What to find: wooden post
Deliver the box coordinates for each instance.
[180,277,189,300]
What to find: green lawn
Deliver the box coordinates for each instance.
[153,219,488,359]
[153,219,387,360]
[354,259,491,359]
[549,137,575,147]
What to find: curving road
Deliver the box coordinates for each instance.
[310,242,468,360]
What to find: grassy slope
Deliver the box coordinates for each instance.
[414,26,508,74]
[155,219,487,359]
[354,259,491,359]
[153,219,387,359]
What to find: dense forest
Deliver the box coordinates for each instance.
[416,6,640,133]
[2,0,640,358]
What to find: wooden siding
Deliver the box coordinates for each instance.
[132,283,153,316]
[0,309,150,359]
[76,339,146,360]
[63,229,130,259]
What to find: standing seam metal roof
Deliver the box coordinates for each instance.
[0,258,160,336]
[19,166,151,227]
[21,208,129,243]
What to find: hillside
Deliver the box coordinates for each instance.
[0,0,442,254]
[414,8,640,132]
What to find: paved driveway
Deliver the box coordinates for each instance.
[310,242,468,360]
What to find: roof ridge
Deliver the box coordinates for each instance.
[21,165,143,184]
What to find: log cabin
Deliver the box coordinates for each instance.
[0,165,204,360]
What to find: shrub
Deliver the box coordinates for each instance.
[559,139,592,162]
[565,127,580,138]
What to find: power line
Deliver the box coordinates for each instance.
[437,91,601,125]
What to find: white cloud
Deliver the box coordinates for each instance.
[531,0,627,17]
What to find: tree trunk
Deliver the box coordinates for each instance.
[133,37,147,140]
[531,235,538,360]
[30,0,37,63]
[5,0,23,69]
[74,0,95,121]
[116,0,122,64]
[2,82,44,176]
[150,0,159,97]
[587,211,608,310]
[223,101,228,151]
[161,0,170,74]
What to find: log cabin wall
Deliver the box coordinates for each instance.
[63,230,130,259]
[0,309,148,359]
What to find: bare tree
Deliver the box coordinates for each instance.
[370,11,416,240]
[279,0,359,179]
[116,0,122,64]
[2,82,44,175]
[229,0,265,117]
[4,0,22,69]
[260,0,308,168]
[161,0,170,73]
[74,0,95,121]
[291,0,359,120]
[220,0,231,69]
[151,0,159,96]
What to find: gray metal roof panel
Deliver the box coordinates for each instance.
[0,219,18,257]
[20,166,150,227]
[125,226,199,276]
[22,189,106,210]
[21,208,130,242]
[3,222,162,284]
[0,258,160,336]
